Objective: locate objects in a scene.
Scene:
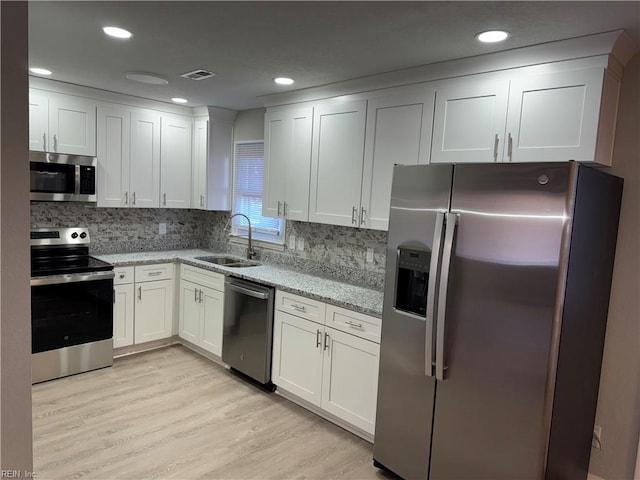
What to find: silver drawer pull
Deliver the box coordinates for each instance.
[292,303,307,312]
[147,271,162,276]
[118,273,126,279]
[345,320,364,330]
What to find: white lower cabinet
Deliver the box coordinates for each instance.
[178,265,225,356]
[271,290,380,437]
[134,273,174,344]
[113,267,135,348]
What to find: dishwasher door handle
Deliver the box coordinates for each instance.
[226,282,270,300]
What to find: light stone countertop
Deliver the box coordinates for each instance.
[94,249,384,317]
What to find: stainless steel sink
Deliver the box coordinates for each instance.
[195,256,259,268]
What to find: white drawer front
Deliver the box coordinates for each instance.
[325,305,381,343]
[113,266,134,285]
[276,290,326,324]
[135,263,174,283]
[180,264,225,291]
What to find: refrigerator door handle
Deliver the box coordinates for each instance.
[435,212,458,381]
[425,211,446,377]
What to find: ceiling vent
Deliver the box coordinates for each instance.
[180,69,216,81]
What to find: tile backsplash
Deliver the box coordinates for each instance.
[31,203,387,289]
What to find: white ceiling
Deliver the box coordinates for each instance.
[28,1,640,111]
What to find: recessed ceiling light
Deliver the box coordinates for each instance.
[103,26,132,39]
[171,97,188,104]
[126,72,169,85]
[274,77,294,85]
[30,67,52,76]
[475,30,510,43]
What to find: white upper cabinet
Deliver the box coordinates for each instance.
[97,104,130,207]
[360,88,435,230]
[505,68,605,163]
[309,100,367,227]
[29,89,97,156]
[431,76,510,164]
[160,114,192,209]
[130,109,161,208]
[263,107,313,221]
[192,118,208,209]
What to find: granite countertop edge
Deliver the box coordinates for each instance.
[94,249,384,318]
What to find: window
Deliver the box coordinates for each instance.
[232,141,284,244]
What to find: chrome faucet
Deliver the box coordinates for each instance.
[224,213,256,260]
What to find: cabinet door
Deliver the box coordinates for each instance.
[48,93,97,156]
[113,283,134,348]
[361,89,435,230]
[134,279,174,344]
[272,311,324,406]
[200,286,224,356]
[97,105,131,207]
[130,109,161,208]
[284,108,313,221]
[321,327,380,435]
[263,111,289,218]
[309,100,366,227]
[192,118,208,209]
[431,77,509,164]
[178,280,200,345]
[160,115,193,209]
[29,90,48,152]
[505,68,604,163]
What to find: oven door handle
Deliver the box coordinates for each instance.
[31,270,115,286]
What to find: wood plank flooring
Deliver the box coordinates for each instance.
[32,345,391,480]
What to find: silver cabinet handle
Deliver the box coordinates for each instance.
[194,288,198,302]
[138,286,142,300]
[163,193,167,206]
[124,192,129,205]
[147,271,162,277]
[292,303,306,312]
[316,329,322,348]
[425,211,445,377]
[360,207,366,226]
[132,192,136,205]
[43,133,46,151]
[198,289,203,303]
[507,133,513,161]
[351,206,358,225]
[283,201,288,217]
[277,200,282,217]
[53,134,57,152]
[200,195,204,207]
[435,212,458,381]
[323,332,330,351]
[113,288,116,304]
[493,134,499,161]
[345,320,364,330]
[118,273,126,279]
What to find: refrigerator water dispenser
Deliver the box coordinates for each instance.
[395,247,430,317]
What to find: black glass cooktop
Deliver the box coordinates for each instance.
[31,245,113,277]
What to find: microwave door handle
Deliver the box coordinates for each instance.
[425,211,445,377]
[435,212,458,381]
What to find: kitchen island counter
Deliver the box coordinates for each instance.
[94,249,384,317]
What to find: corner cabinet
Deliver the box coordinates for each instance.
[29,89,97,156]
[160,115,193,209]
[309,100,367,227]
[178,265,225,356]
[263,107,313,221]
[271,290,380,438]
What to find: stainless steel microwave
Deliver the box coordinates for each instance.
[30,152,97,202]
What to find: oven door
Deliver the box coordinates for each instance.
[31,271,114,354]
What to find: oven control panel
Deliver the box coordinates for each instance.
[30,227,90,246]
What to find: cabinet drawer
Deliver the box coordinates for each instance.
[325,305,381,343]
[135,263,174,282]
[114,266,134,285]
[276,290,326,324]
[180,264,225,291]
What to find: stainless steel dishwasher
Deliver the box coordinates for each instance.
[222,277,275,390]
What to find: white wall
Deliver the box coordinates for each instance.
[589,53,640,480]
[233,108,265,141]
[0,1,33,470]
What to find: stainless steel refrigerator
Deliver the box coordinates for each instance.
[373,162,622,480]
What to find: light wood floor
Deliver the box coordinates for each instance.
[32,345,392,480]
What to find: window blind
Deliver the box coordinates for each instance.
[232,141,284,243]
